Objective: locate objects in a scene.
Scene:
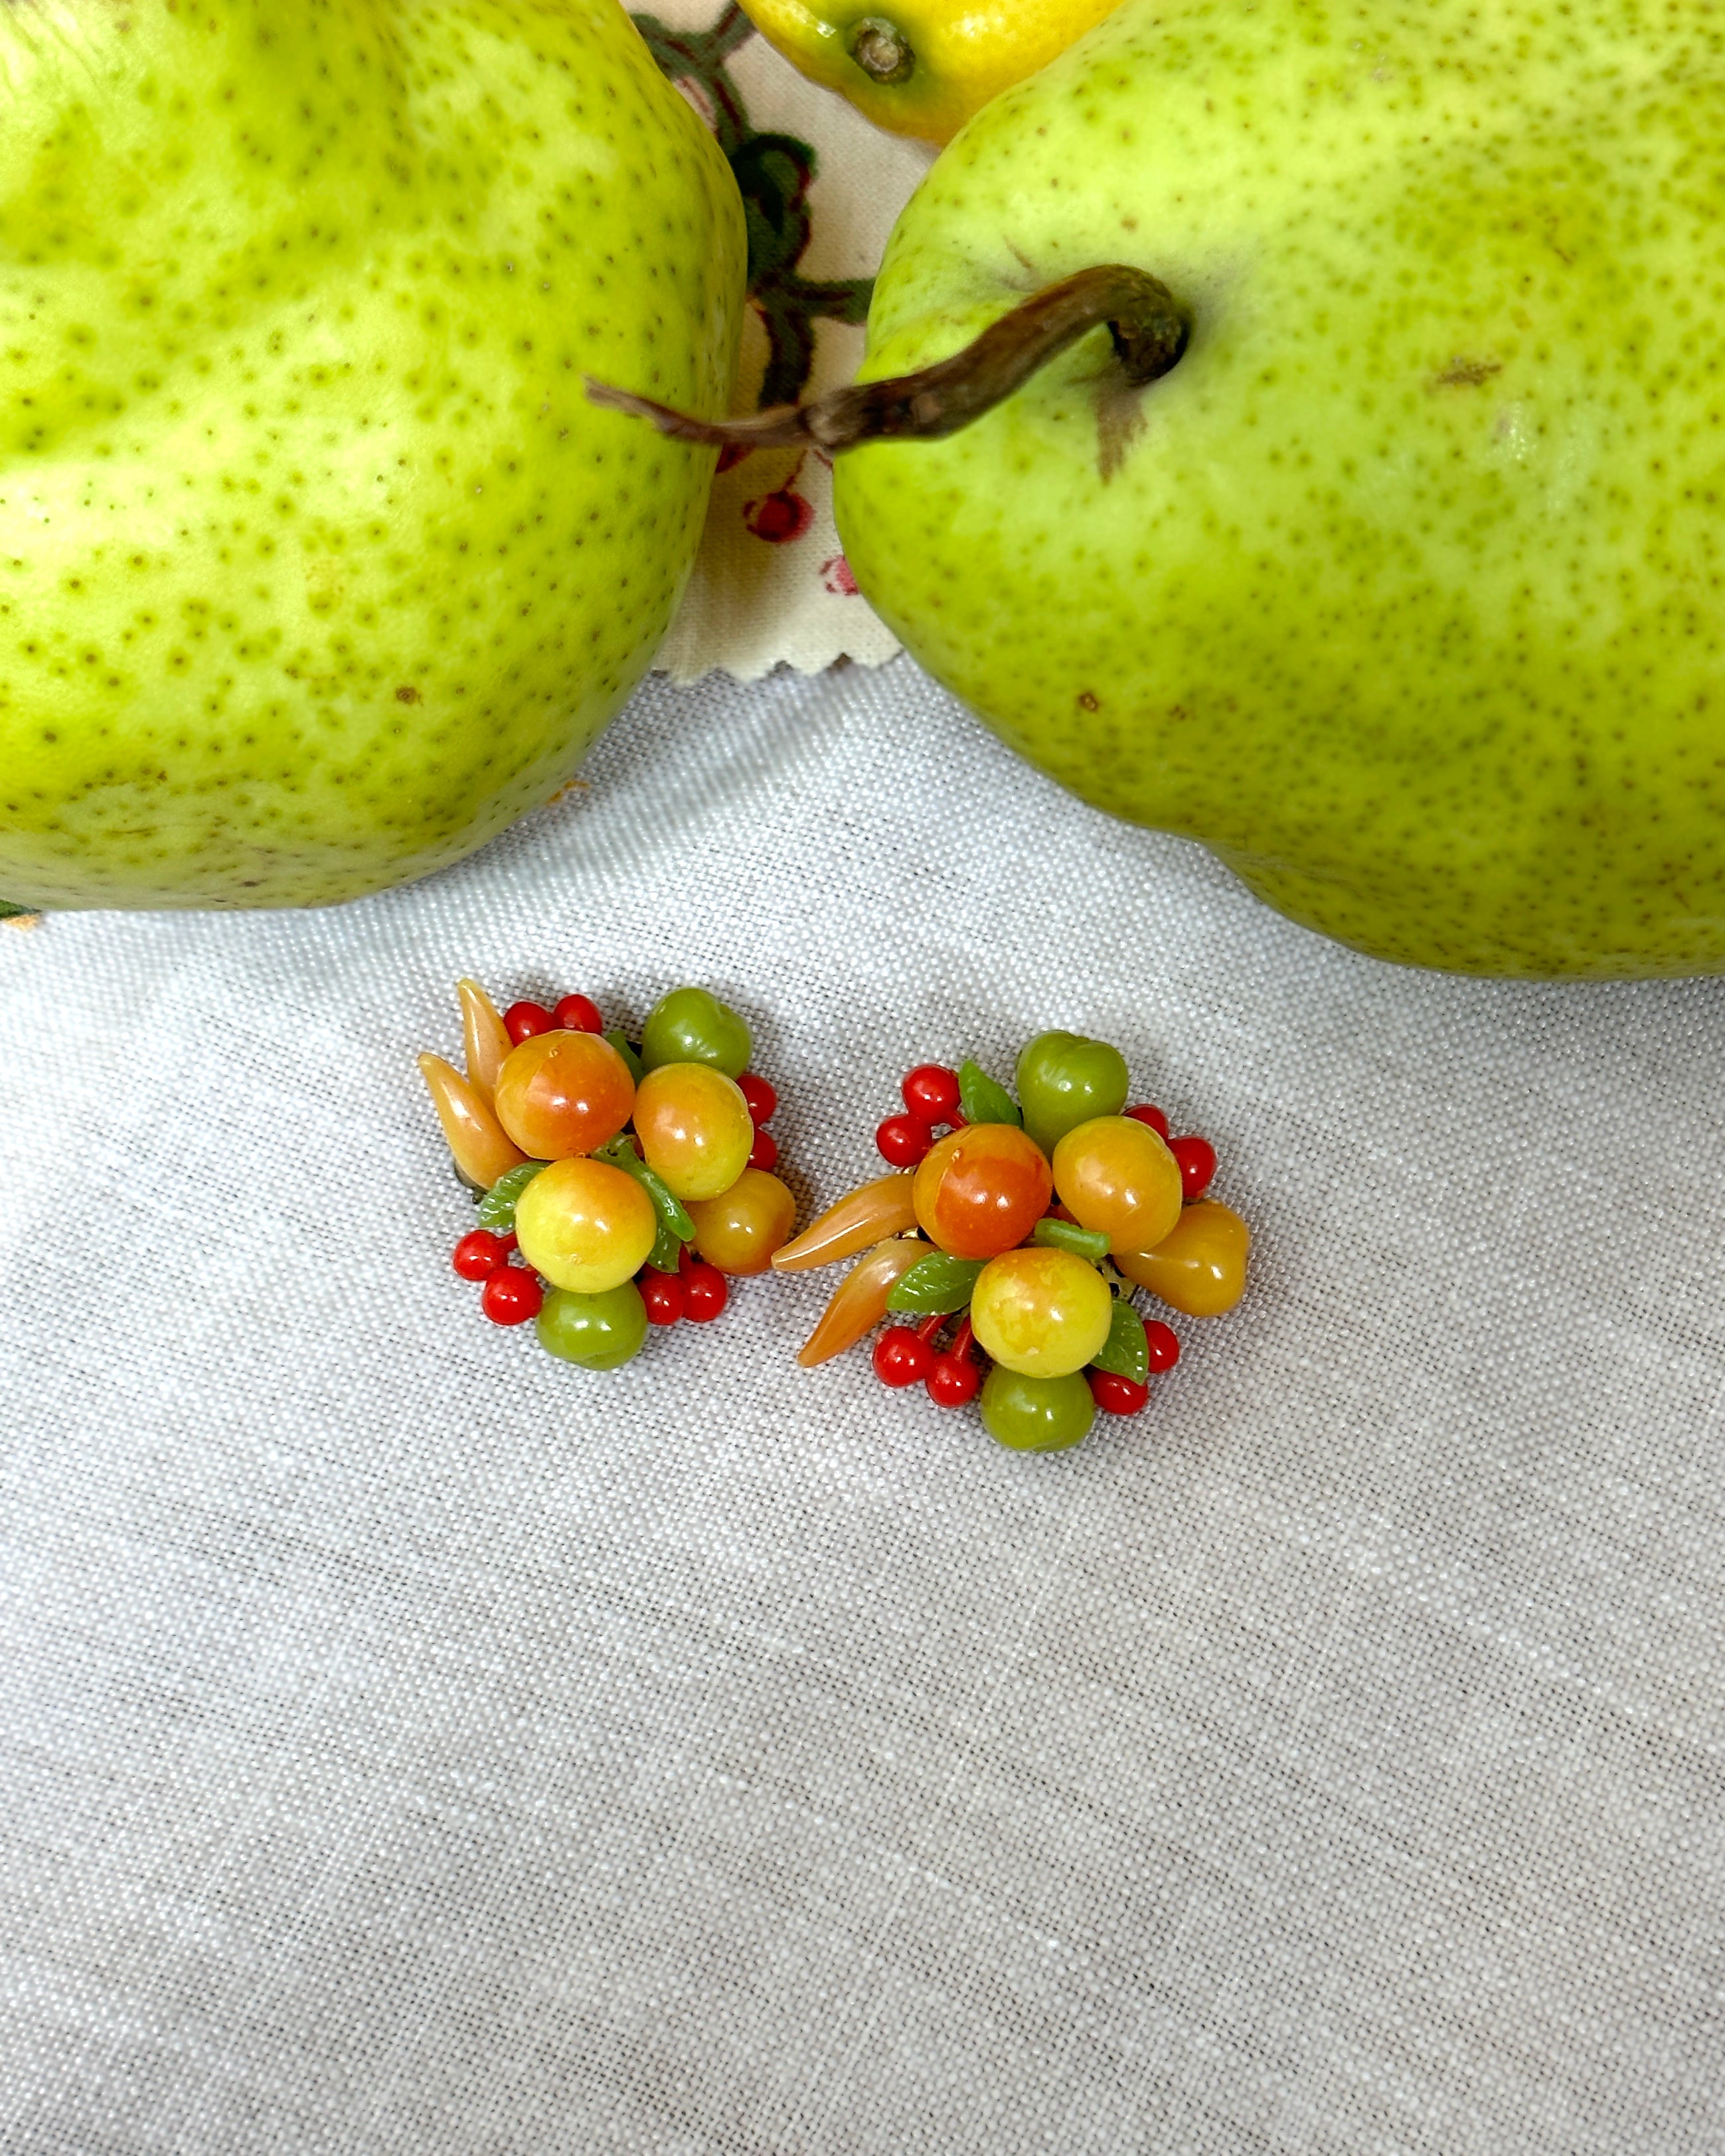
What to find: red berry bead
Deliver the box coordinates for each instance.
[927,1317,979,1406]
[748,1125,780,1172]
[453,1229,511,1280]
[926,1353,982,1408]
[1125,1103,1170,1139]
[1144,1321,1181,1373]
[552,993,604,1034]
[736,1072,778,1125]
[682,1262,729,1323]
[1089,1369,1150,1416]
[876,1112,932,1168]
[639,1268,685,1326]
[481,1264,544,1325]
[503,999,556,1044]
[873,1325,935,1388]
[902,1063,961,1126]
[1169,1135,1217,1201]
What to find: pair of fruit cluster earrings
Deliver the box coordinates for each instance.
[418,981,1250,1455]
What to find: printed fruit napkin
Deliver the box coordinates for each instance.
[633,3,934,681]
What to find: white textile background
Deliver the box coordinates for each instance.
[3,657,1724,2154]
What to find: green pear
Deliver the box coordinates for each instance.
[825,0,1725,977]
[0,0,744,910]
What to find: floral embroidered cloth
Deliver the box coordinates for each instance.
[634,3,934,681]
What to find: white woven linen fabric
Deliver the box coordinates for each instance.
[3,657,1724,2155]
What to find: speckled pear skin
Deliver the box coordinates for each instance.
[834,0,1725,977]
[0,0,745,909]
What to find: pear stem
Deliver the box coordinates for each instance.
[585,264,1191,456]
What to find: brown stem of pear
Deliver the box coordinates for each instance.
[585,264,1191,456]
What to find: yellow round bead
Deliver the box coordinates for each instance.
[633,1062,756,1202]
[969,1246,1113,1380]
[1052,1114,1184,1258]
[686,1168,799,1276]
[514,1157,657,1294]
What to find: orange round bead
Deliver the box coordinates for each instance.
[492,1029,636,1159]
[912,1121,1053,1260]
[1051,1115,1184,1258]
[969,1246,1113,1378]
[633,1062,755,1202]
[513,1157,658,1293]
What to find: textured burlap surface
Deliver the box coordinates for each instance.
[3,659,1722,2153]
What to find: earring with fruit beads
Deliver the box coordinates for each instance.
[422,981,797,1371]
[778,1034,1250,1451]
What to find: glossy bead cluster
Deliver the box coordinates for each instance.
[421,983,793,1373]
[777,1033,1250,1453]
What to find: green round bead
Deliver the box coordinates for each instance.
[1015,1030,1130,1156]
[979,1365,1097,1452]
[639,985,752,1078]
[535,1280,649,1370]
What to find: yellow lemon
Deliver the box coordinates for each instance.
[738,1,1124,143]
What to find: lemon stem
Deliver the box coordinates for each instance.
[849,18,915,84]
[586,264,1192,454]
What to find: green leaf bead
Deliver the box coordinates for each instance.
[592,1135,695,1244]
[1090,1298,1149,1386]
[604,1029,645,1084]
[1031,1216,1111,1262]
[478,1159,548,1233]
[884,1251,986,1315]
[957,1058,1022,1128]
